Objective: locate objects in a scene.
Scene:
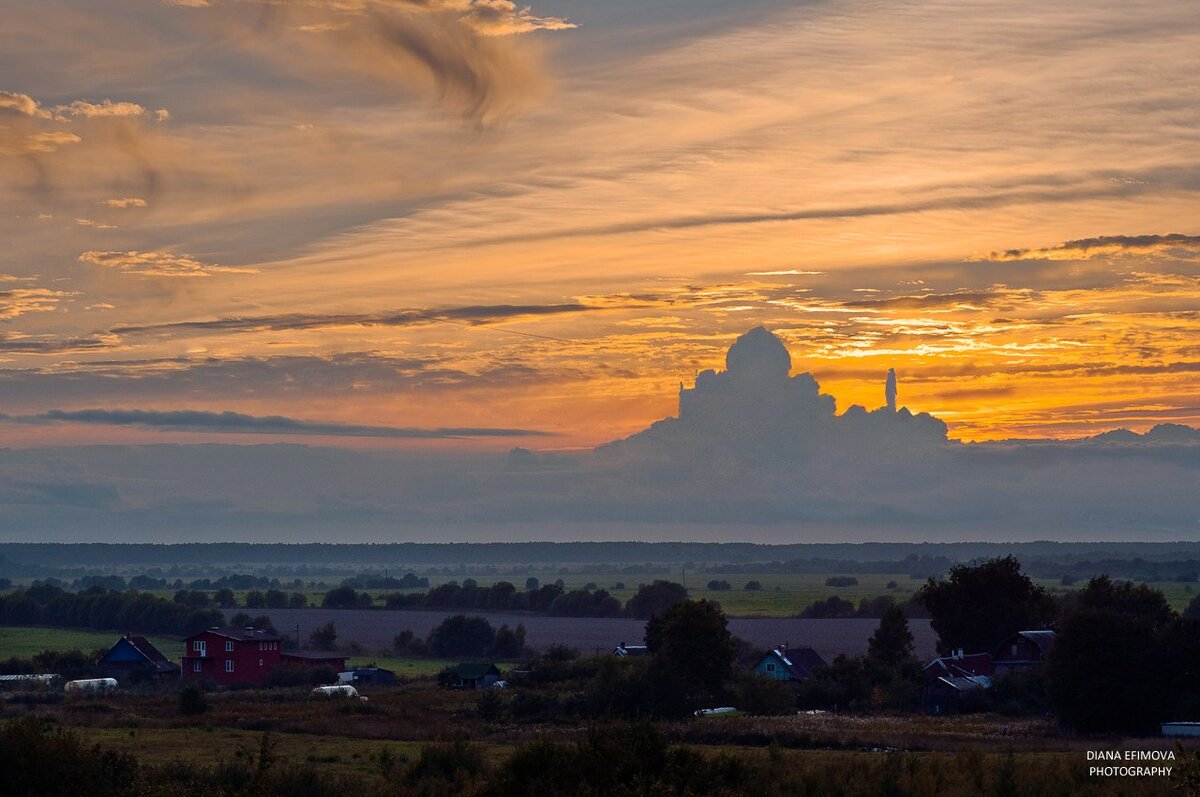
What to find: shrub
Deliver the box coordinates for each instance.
[179,684,208,716]
[743,580,762,591]
[824,576,859,588]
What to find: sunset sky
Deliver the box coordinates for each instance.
[3,0,1199,452]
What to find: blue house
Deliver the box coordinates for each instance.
[753,645,826,682]
[97,634,178,681]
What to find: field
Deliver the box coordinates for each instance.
[8,570,1193,616]
[259,608,939,661]
[0,626,181,661]
[3,685,1193,796]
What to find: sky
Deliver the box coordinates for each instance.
[1,0,1198,542]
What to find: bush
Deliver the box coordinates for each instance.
[743,580,762,591]
[824,576,859,588]
[706,580,732,592]
[179,684,208,716]
[624,581,688,619]
[309,622,337,651]
[427,615,495,658]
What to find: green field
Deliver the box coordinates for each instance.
[0,626,182,660]
[3,570,1193,619]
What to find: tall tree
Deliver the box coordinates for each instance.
[868,605,914,666]
[918,556,1055,654]
[644,599,735,713]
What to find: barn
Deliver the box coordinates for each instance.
[97,634,178,681]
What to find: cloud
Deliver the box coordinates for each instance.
[0,89,154,121]
[975,234,1200,262]
[79,250,257,277]
[0,288,70,319]
[1,327,1196,542]
[110,301,596,336]
[172,0,574,123]
[0,90,45,117]
[100,197,148,208]
[14,407,549,439]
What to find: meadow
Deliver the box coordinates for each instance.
[8,570,1192,616]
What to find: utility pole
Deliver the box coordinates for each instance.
[295,624,301,649]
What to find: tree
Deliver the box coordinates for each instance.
[1047,608,1161,733]
[744,580,762,591]
[213,588,237,608]
[1185,593,1200,620]
[179,684,208,716]
[868,605,914,666]
[322,586,362,609]
[525,577,540,591]
[644,599,735,710]
[706,580,732,591]
[1072,574,1175,628]
[309,622,338,651]
[918,556,1056,654]
[624,581,688,619]
[427,615,496,658]
[492,624,527,658]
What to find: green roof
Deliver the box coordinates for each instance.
[455,662,499,680]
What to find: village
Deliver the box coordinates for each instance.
[1,553,1199,796]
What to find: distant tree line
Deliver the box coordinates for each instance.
[798,594,926,619]
[0,583,222,636]
[326,580,626,618]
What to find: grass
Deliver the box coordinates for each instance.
[5,571,1194,618]
[0,626,181,660]
[72,726,430,778]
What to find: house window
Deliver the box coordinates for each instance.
[259,658,264,667]
[193,641,201,651]
[766,663,775,672]
[193,661,202,672]
[225,660,234,673]
[225,641,235,652]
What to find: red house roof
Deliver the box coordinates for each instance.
[187,627,284,643]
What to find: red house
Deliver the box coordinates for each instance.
[182,627,285,686]
[992,630,1055,673]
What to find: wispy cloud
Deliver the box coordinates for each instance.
[79,250,257,277]
[7,407,550,438]
[974,234,1200,262]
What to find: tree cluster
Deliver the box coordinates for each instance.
[0,583,222,636]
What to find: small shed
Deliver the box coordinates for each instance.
[1163,722,1200,737]
[449,662,502,689]
[921,675,991,715]
[64,678,118,694]
[310,684,361,699]
[339,665,398,686]
[282,651,348,672]
[613,643,650,657]
[753,646,827,682]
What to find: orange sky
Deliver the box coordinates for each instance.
[2,0,1199,450]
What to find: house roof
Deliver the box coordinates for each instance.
[613,644,650,656]
[760,647,827,679]
[189,627,284,642]
[923,652,994,679]
[99,634,175,671]
[282,651,347,662]
[994,630,1056,660]
[932,675,991,692]
[455,662,501,680]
